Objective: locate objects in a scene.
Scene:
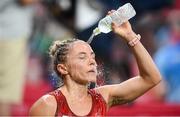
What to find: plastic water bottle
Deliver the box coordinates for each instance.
[93,3,136,36]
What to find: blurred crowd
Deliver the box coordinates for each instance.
[0,0,180,116]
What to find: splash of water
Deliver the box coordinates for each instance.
[96,62,111,87]
[88,63,107,89]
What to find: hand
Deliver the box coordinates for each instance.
[108,10,137,42]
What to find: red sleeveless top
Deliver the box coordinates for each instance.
[49,89,107,116]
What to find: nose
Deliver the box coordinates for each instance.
[89,58,97,67]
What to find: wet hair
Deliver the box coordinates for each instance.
[49,38,78,76]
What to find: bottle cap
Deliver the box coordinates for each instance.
[93,27,101,36]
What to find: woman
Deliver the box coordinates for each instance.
[29,11,161,116]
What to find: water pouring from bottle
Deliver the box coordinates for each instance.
[87,3,136,44]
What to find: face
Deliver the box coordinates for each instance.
[65,40,97,84]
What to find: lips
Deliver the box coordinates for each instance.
[88,69,97,74]
[88,70,95,72]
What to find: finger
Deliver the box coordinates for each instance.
[110,10,116,13]
[107,11,111,15]
[107,10,116,15]
[111,22,118,30]
[112,22,118,26]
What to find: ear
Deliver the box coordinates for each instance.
[57,64,68,75]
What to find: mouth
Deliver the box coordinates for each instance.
[88,69,97,74]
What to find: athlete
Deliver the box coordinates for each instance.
[29,11,161,116]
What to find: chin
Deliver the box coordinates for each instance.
[88,76,97,83]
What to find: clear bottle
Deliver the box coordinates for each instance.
[93,3,136,36]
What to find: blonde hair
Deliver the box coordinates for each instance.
[49,38,78,76]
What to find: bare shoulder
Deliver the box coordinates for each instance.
[29,94,57,116]
[95,85,112,104]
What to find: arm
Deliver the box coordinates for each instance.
[97,21,162,107]
[29,94,57,116]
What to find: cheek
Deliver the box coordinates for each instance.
[68,61,97,83]
[68,61,86,77]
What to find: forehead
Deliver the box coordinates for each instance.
[69,40,94,54]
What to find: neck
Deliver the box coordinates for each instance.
[61,76,89,100]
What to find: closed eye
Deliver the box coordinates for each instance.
[78,52,87,59]
[77,51,95,60]
[79,56,86,59]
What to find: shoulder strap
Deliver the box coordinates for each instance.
[88,89,107,115]
[49,89,63,116]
